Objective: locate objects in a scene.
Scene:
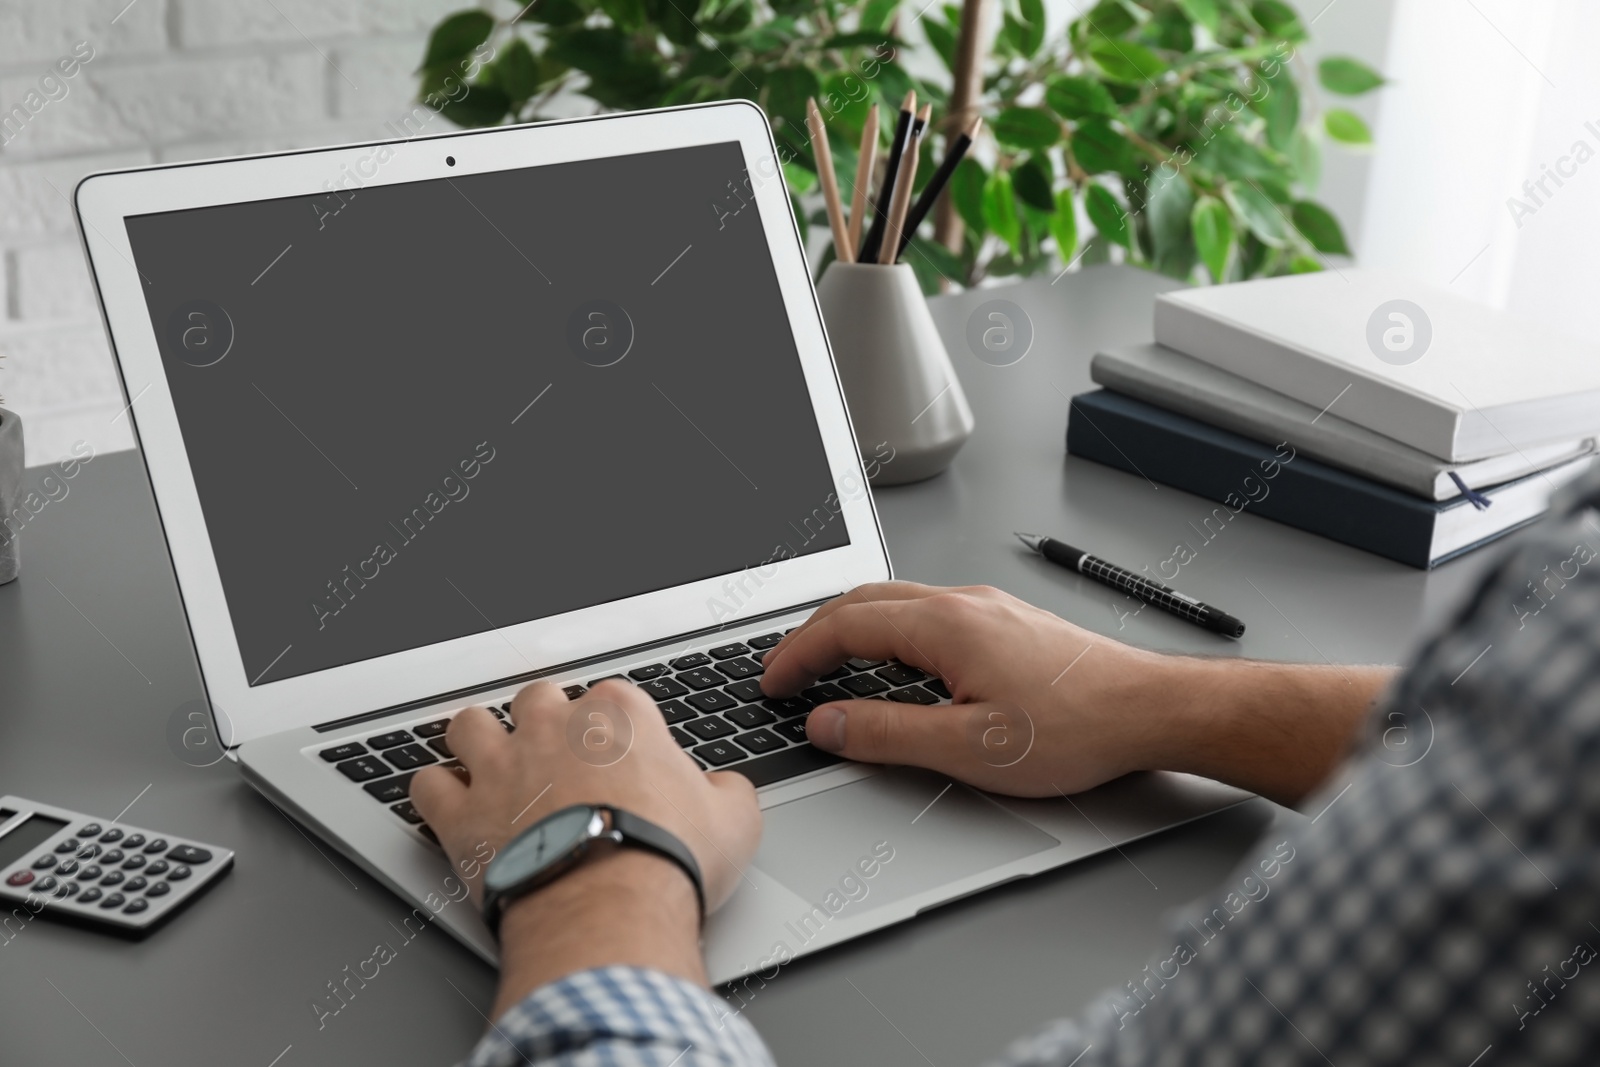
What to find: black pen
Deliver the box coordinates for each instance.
[1015,532,1246,639]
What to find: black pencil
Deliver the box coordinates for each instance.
[896,116,982,260]
[858,90,915,263]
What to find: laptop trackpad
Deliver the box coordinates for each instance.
[753,768,1059,909]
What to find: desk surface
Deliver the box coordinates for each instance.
[0,266,1507,1066]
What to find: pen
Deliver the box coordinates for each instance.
[896,116,981,260]
[858,90,915,263]
[1014,532,1246,638]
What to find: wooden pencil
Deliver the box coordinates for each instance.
[879,106,928,264]
[847,104,878,254]
[807,98,853,264]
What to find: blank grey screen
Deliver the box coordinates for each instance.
[124,140,848,687]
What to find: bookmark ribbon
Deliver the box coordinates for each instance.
[1448,471,1492,510]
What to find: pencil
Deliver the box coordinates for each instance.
[879,107,927,264]
[807,99,854,264]
[858,90,915,263]
[847,104,878,254]
[896,116,982,260]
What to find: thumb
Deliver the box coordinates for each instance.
[806,699,974,771]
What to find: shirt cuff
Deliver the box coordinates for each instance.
[462,966,776,1067]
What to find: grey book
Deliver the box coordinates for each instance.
[1091,343,1595,502]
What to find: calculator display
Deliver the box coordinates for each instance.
[0,814,69,869]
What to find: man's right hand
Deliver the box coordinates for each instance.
[760,582,1391,805]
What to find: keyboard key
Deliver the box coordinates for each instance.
[684,716,737,742]
[887,685,940,705]
[839,673,891,697]
[367,731,413,750]
[391,801,424,825]
[336,757,391,782]
[319,742,366,762]
[412,719,450,738]
[747,633,784,649]
[383,744,439,772]
[669,727,695,749]
[686,690,739,714]
[876,663,928,686]
[693,740,748,766]
[657,700,698,726]
[628,663,671,680]
[734,729,785,755]
[363,772,417,804]
[677,668,724,691]
[801,683,849,705]
[166,845,213,865]
[724,678,767,702]
[708,643,749,660]
[589,675,628,687]
[924,678,953,700]
[846,657,886,671]
[728,744,844,787]
[419,825,439,846]
[715,657,763,680]
[427,736,453,759]
[669,653,711,670]
[819,666,852,681]
[725,704,776,729]
[762,696,814,719]
[639,677,690,701]
[562,685,587,700]
[691,755,709,770]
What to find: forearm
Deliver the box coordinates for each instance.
[1141,655,1395,807]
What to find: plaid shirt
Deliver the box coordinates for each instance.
[466,466,1600,1067]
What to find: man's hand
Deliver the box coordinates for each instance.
[410,680,760,1013]
[762,582,1392,805]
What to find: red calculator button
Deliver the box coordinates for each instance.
[5,870,34,887]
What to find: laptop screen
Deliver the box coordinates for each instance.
[123,140,849,687]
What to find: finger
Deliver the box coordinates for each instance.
[805,698,974,772]
[409,761,467,828]
[508,680,570,731]
[771,581,945,659]
[762,599,944,696]
[444,705,509,776]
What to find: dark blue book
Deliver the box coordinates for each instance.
[1066,389,1590,568]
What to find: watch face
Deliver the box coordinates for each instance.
[488,805,598,892]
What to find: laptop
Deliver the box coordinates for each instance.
[75,102,1247,983]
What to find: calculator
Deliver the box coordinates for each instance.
[0,795,233,933]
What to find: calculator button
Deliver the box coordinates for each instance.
[142,838,168,854]
[145,860,169,876]
[335,756,391,783]
[390,801,424,825]
[55,881,78,898]
[32,854,56,869]
[5,871,33,887]
[77,823,102,837]
[319,742,367,762]
[123,876,148,892]
[145,882,170,897]
[166,845,213,865]
[169,865,192,881]
[78,887,101,903]
[77,865,102,881]
[123,898,149,915]
[121,855,145,870]
[99,828,124,844]
[122,833,146,849]
[101,849,125,864]
[412,719,450,738]
[54,839,79,853]
[99,892,126,909]
[100,870,125,886]
[54,859,78,876]
[34,876,58,892]
[75,843,101,859]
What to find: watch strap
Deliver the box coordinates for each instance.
[606,807,706,920]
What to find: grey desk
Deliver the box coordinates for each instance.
[0,266,1506,1065]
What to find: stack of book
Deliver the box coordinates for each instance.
[1066,270,1600,568]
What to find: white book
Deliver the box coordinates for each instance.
[1091,343,1596,501]
[1152,269,1600,462]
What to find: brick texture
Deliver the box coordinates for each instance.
[0,0,473,467]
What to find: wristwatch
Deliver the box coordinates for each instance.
[479,804,705,936]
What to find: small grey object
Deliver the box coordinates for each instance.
[0,408,22,584]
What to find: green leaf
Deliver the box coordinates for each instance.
[950,156,987,236]
[922,18,958,73]
[1223,182,1290,246]
[907,235,966,282]
[1070,116,1135,176]
[1191,196,1232,281]
[524,0,587,23]
[1176,0,1220,34]
[1084,184,1129,247]
[1291,128,1322,189]
[1324,108,1373,144]
[1080,0,1136,39]
[646,0,701,47]
[861,0,900,32]
[1258,70,1299,152]
[782,161,817,195]
[1147,171,1195,270]
[1045,75,1116,120]
[598,0,648,29]
[820,30,901,49]
[765,67,821,127]
[1318,56,1385,96]
[1087,38,1168,85]
[1288,254,1323,273]
[1290,200,1349,255]
[492,39,541,103]
[982,172,1022,252]
[1017,0,1047,57]
[1145,6,1194,52]
[1012,157,1055,212]
[1050,185,1078,262]
[421,10,494,70]
[1250,0,1305,41]
[438,84,512,127]
[991,107,1061,149]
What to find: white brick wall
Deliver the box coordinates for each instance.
[0,0,467,465]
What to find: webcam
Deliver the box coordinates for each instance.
[446,155,456,167]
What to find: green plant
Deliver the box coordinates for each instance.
[415,0,1383,292]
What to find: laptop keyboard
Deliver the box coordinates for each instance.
[313,630,952,845]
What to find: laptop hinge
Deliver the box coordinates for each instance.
[310,596,836,733]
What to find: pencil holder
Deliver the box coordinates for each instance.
[816,262,974,485]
